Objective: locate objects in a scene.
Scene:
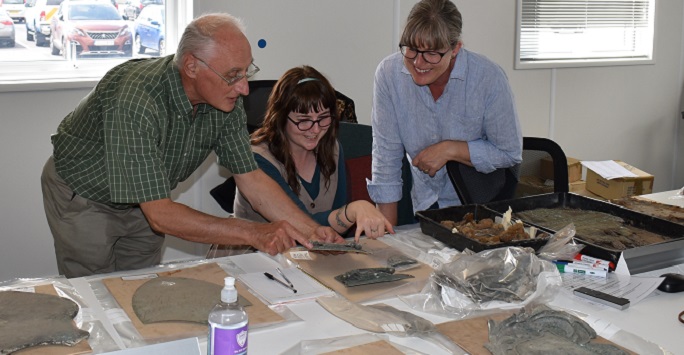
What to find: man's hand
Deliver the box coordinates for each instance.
[235,169,342,243]
[251,220,314,255]
[311,226,345,244]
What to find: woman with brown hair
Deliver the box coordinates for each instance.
[234,65,392,242]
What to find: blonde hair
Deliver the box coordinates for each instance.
[400,0,462,50]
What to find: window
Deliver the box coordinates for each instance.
[0,0,192,90]
[516,0,655,69]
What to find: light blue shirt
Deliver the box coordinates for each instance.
[368,48,522,213]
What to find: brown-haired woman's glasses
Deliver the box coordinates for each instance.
[287,115,332,131]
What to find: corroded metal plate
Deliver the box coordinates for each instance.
[334,267,414,287]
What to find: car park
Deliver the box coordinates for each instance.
[0,8,15,46]
[122,0,160,21]
[1,0,26,23]
[132,3,162,56]
[24,0,64,46]
[50,0,132,58]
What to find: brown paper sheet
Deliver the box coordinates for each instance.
[102,262,284,341]
[436,311,636,355]
[286,239,433,303]
[321,340,404,354]
[14,284,91,355]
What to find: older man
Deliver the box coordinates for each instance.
[41,13,340,278]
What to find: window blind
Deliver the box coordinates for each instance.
[519,0,654,63]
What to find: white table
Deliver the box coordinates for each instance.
[65,225,684,354]
[640,189,684,208]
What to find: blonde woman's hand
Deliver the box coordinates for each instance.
[346,201,395,242]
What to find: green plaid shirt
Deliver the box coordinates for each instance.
[52,55,257,208]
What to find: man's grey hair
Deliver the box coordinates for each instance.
[174,13,247,69]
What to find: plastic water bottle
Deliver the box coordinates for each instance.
[207,276,248,355]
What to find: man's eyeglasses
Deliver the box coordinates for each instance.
[399,45,450,65]
[193,54,260,86]
[287,115,332,131]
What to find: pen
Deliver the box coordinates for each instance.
[264,272,297,293]
[276,268,294,288]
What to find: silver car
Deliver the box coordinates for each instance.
[0,9,15,47]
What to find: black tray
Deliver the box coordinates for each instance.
[483,192,684,271]
[416,205,552,253]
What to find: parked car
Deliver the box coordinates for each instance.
[24,0,64,46]
[122,0,160,21]
[0,8,15,46]
[50,0,132,58]
[133,3,162,56]
[0,0,26,22]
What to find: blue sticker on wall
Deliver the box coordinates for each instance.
[258,39,267,48]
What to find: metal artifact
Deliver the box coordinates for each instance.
[310,241,371,254]
[387,254,419,269]
[334,267,414,287]
[485,305,628,355]
[0,290,90,354]
[433,247,541,303]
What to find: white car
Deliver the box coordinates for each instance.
[1,0,26,22]
[24,0,64,46]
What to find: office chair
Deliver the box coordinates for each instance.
[243,80,278,132]
[446,137,570,204]
[446,161,520,205]
[338,122,414,225]
[518,136,570,194]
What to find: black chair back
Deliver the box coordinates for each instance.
[446,161,520,205]
[243,80,277,133]
[520,137,569,194]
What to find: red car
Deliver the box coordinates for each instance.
[50,0,132,58]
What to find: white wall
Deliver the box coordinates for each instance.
[0,0,683,281]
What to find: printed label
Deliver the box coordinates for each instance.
[289,250,313,260]
[209,323,248,355]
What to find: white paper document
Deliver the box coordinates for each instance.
[560,272,663,305]
[230,252,283,273]
[239,268,334,305]
[581,160,638,180]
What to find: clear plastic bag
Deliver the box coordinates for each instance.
[0,276,120,353]
[401,247,562,320]
[536,223,585,261]
[85,257,301,348]
[316,295,464,354]
[280,333,428,355]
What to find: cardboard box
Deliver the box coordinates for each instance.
[569,180,585,193]
[540,156,582,182]
[585,161,654,200]
[568,180,606,200]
